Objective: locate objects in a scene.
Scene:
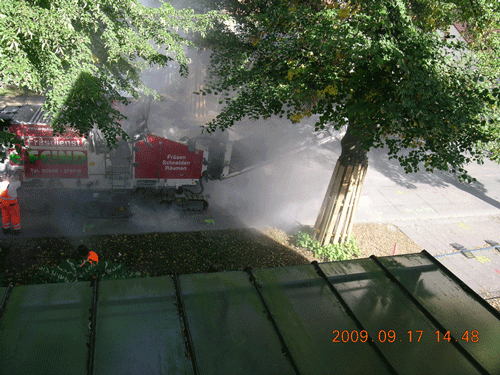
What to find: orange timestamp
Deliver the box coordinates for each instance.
[332,330,479,343]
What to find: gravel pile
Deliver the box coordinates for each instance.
[351,223,423,257]
[261,222,423,261]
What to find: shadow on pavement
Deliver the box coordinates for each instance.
[368,146,500,211]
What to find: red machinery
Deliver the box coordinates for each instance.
[0,105,233,212]
[0,103,340,218]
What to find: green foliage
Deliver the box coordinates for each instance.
[31,258,148,284]
[51,72,130,149]
[198,0,500,181]
[0,120,25,162]
[295,230,361,262]
[0,0,224,147]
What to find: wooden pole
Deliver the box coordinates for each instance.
[344,162,368,242]
[333,164,359,244]
[314,160,343,241]
[325,164,353,245]
[313,124,369,247]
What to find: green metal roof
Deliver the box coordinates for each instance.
[1,251,499,375]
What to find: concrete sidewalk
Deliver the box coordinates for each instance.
[353,155,500,302]
[434,246,500,301]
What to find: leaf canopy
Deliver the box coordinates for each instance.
[0,0,223,147]
[199,0,500,180]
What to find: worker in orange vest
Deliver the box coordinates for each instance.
[78,245,99,267]
[0,171,22,235]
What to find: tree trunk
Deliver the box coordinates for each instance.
[313,125,368,246]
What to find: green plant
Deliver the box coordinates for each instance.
[31,259,148,285]
[296,230,316,249]
[295,230,361,262]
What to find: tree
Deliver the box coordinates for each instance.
[0,0,222,148]
[197,0,500,246]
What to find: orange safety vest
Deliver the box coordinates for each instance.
[0,182,17,202]
[87,251,99,265]
[0,180,21,231]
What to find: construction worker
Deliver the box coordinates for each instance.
[0,171,22,235]
[78,245,99,267]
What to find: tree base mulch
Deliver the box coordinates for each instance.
[0,229,311,286]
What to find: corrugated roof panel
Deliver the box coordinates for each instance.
[179,271,295,375]
[1,253,499,374]
[379,253,500,374]
[0,282,91,375]
[253,264,394,374]
[319,258,484,375]
[94,277,192,375]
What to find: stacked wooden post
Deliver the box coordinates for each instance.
[313,158,368,246]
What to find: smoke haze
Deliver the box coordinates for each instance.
[12,0,342,240]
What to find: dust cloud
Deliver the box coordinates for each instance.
[203,117,341,232]
[13,0,341,239]
[119,0,343,233]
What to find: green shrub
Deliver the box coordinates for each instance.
[295,230,361,261]
[31,259,148,284]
